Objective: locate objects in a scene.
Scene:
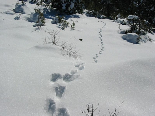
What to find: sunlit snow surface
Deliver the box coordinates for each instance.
[0,1,155,116]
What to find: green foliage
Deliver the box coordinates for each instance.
[34,8,45,27]
[55,16,69,30]
[83,0,155,28]
[126,15,152,35]
[15,0,154,33]
[29,0,38,3]
[57,16,64,23]
[32,0,84,15]
[71,21,75,30]
[60,20,69,30]
[52,16,76,30]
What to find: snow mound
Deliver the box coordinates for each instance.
[28,12,38,22]
[122,33,139,44]
[116,18,127,25]
[14,3,30,14]
[127,15,139,20]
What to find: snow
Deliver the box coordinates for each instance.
[0,0,155,116]
[29,12,39,22]
[116,18,127,25]
[62,3,66,10]
[127,15,139,20]
[70,2,74,9]
[122,33,139,44]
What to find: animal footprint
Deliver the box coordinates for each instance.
[49,62,84,116]
[55,85,66,98]
[75,63,85,70]
[45,99,56,116]
[93,27,105,63]
[70,70,78,75]
[79,65,84,70]
[51,73,62,82]
[75,63,81,67]
[57,108,69,116]
[94,59,98,63]
[63,73,79,82]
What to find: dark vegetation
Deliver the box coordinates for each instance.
[18,0,155,39]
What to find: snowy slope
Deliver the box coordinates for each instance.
[0,1,155,116]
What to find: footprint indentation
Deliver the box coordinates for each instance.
[63,73,79,82]
[94,59,97,63]
[70,70,78,75]
[57,108,69,116]
[75,63,85,70]
[55,85,66,98]
[51,73,62,82]
[93,27,104,63]
[79,65,84,70]
[46,99,56,116]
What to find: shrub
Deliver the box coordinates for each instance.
[82,104,120,116]
[127,15,153,35]
[33,8,45,27]
[71,21,75,30]
[52,16,76,30]
[48,30,60,45]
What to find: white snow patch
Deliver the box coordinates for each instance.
[127,15,139,20]
[0,1,155,116]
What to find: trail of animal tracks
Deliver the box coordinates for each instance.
[0,1,155,116]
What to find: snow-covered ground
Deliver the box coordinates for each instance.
[0,0,155,116]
